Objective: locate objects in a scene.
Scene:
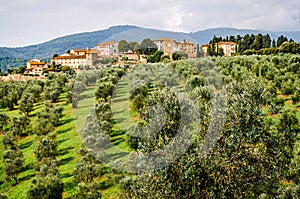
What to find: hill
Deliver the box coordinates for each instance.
[0,25,299,70]
[0,25,139,60]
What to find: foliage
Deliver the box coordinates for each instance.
[43,80,63,103]
[34,101,63,135]
[70,182,102,199]
[0,112,9,132]
[0,81,25,110]
[0,57,27,73]
[186,75,205,89]
[9,115,31,137]
[140,38,158,55]
[73,152,102,184]
[121,79,298,198]
[72,114,106,198]
[172,51,188,60]
[19,92,35,116]
[146,50,164,63]
[95,82,115,102]
[0,193,7,199]
[24,80,43,101]
[292,88,300,104]
[118,40,130,53]
[1,55,300,198]
[3,147,24,185]
[27,174,64,199]
[34,136,57,161]
[98,58,116,65]
[126,87,182,151]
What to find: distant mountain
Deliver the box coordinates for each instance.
[1,25,300,61]
[190,28,300,45]
[106,27,192,43]
[0,25,139,60]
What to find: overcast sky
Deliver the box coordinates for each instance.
[1,0,299,47]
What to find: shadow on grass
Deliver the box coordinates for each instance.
[112,97,128,103]
[56,127,73,135]
[76,103,95,109]
[19,173,35,182]
[110,137,125,145]
[21,163,33,172]
[113,117,127,124]
[57,146,75,156]
[61,172,73,179]
[59,118,74,126]
[105,152,129,162]
[20,140,33,149]
[59,156,74,166]
[81,93,96,99]
[109,130,126,137]
[30,112,38,117]
[112,110,127,115]
[58,137,70,144]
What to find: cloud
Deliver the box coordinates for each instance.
[162,6,193,32]
[1,0,300,46]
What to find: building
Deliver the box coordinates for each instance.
[26,59,47,76]
[201,42,237,57]
[153,38,176,56]
[85,50,99,66]
[201,44,209,58]
[96,40,119,56]
[121,50,139,62]
[217,42,237,56]
[51,49,98,69]
[176,40,197,58]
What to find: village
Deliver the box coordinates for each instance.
[2,38,237,81]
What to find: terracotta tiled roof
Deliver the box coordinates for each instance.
[217,42,236,45]
[154,38,174,41]
[72,49,88,52]
[86,50,99,54]
[176,41,196,45]
[52,55,86,59]
[98,40,116,46]
[28,61,46,65]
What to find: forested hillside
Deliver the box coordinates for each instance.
[0,58,27,73]
[1,26,299,61]
[0,25,138,59]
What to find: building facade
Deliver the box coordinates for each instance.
[96,40,119,56]
[26,59,47,75]
[176,40,197,58]
[153,38,177,56]
[201,42,237,57]
[51,49,98,69]
[217,42,237,56]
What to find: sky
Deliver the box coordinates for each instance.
[1,0,300,47]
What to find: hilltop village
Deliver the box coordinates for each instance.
[23,38,237,77]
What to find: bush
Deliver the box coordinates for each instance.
[282,79,295,95]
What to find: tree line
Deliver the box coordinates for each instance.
[206,34,300,56]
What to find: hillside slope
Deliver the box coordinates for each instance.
[0,25,138,59]
[0,25,299,62]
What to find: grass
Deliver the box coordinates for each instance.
[0,85,102,198]
[0,102,40,198]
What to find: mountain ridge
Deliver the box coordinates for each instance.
[1,25,299,60]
